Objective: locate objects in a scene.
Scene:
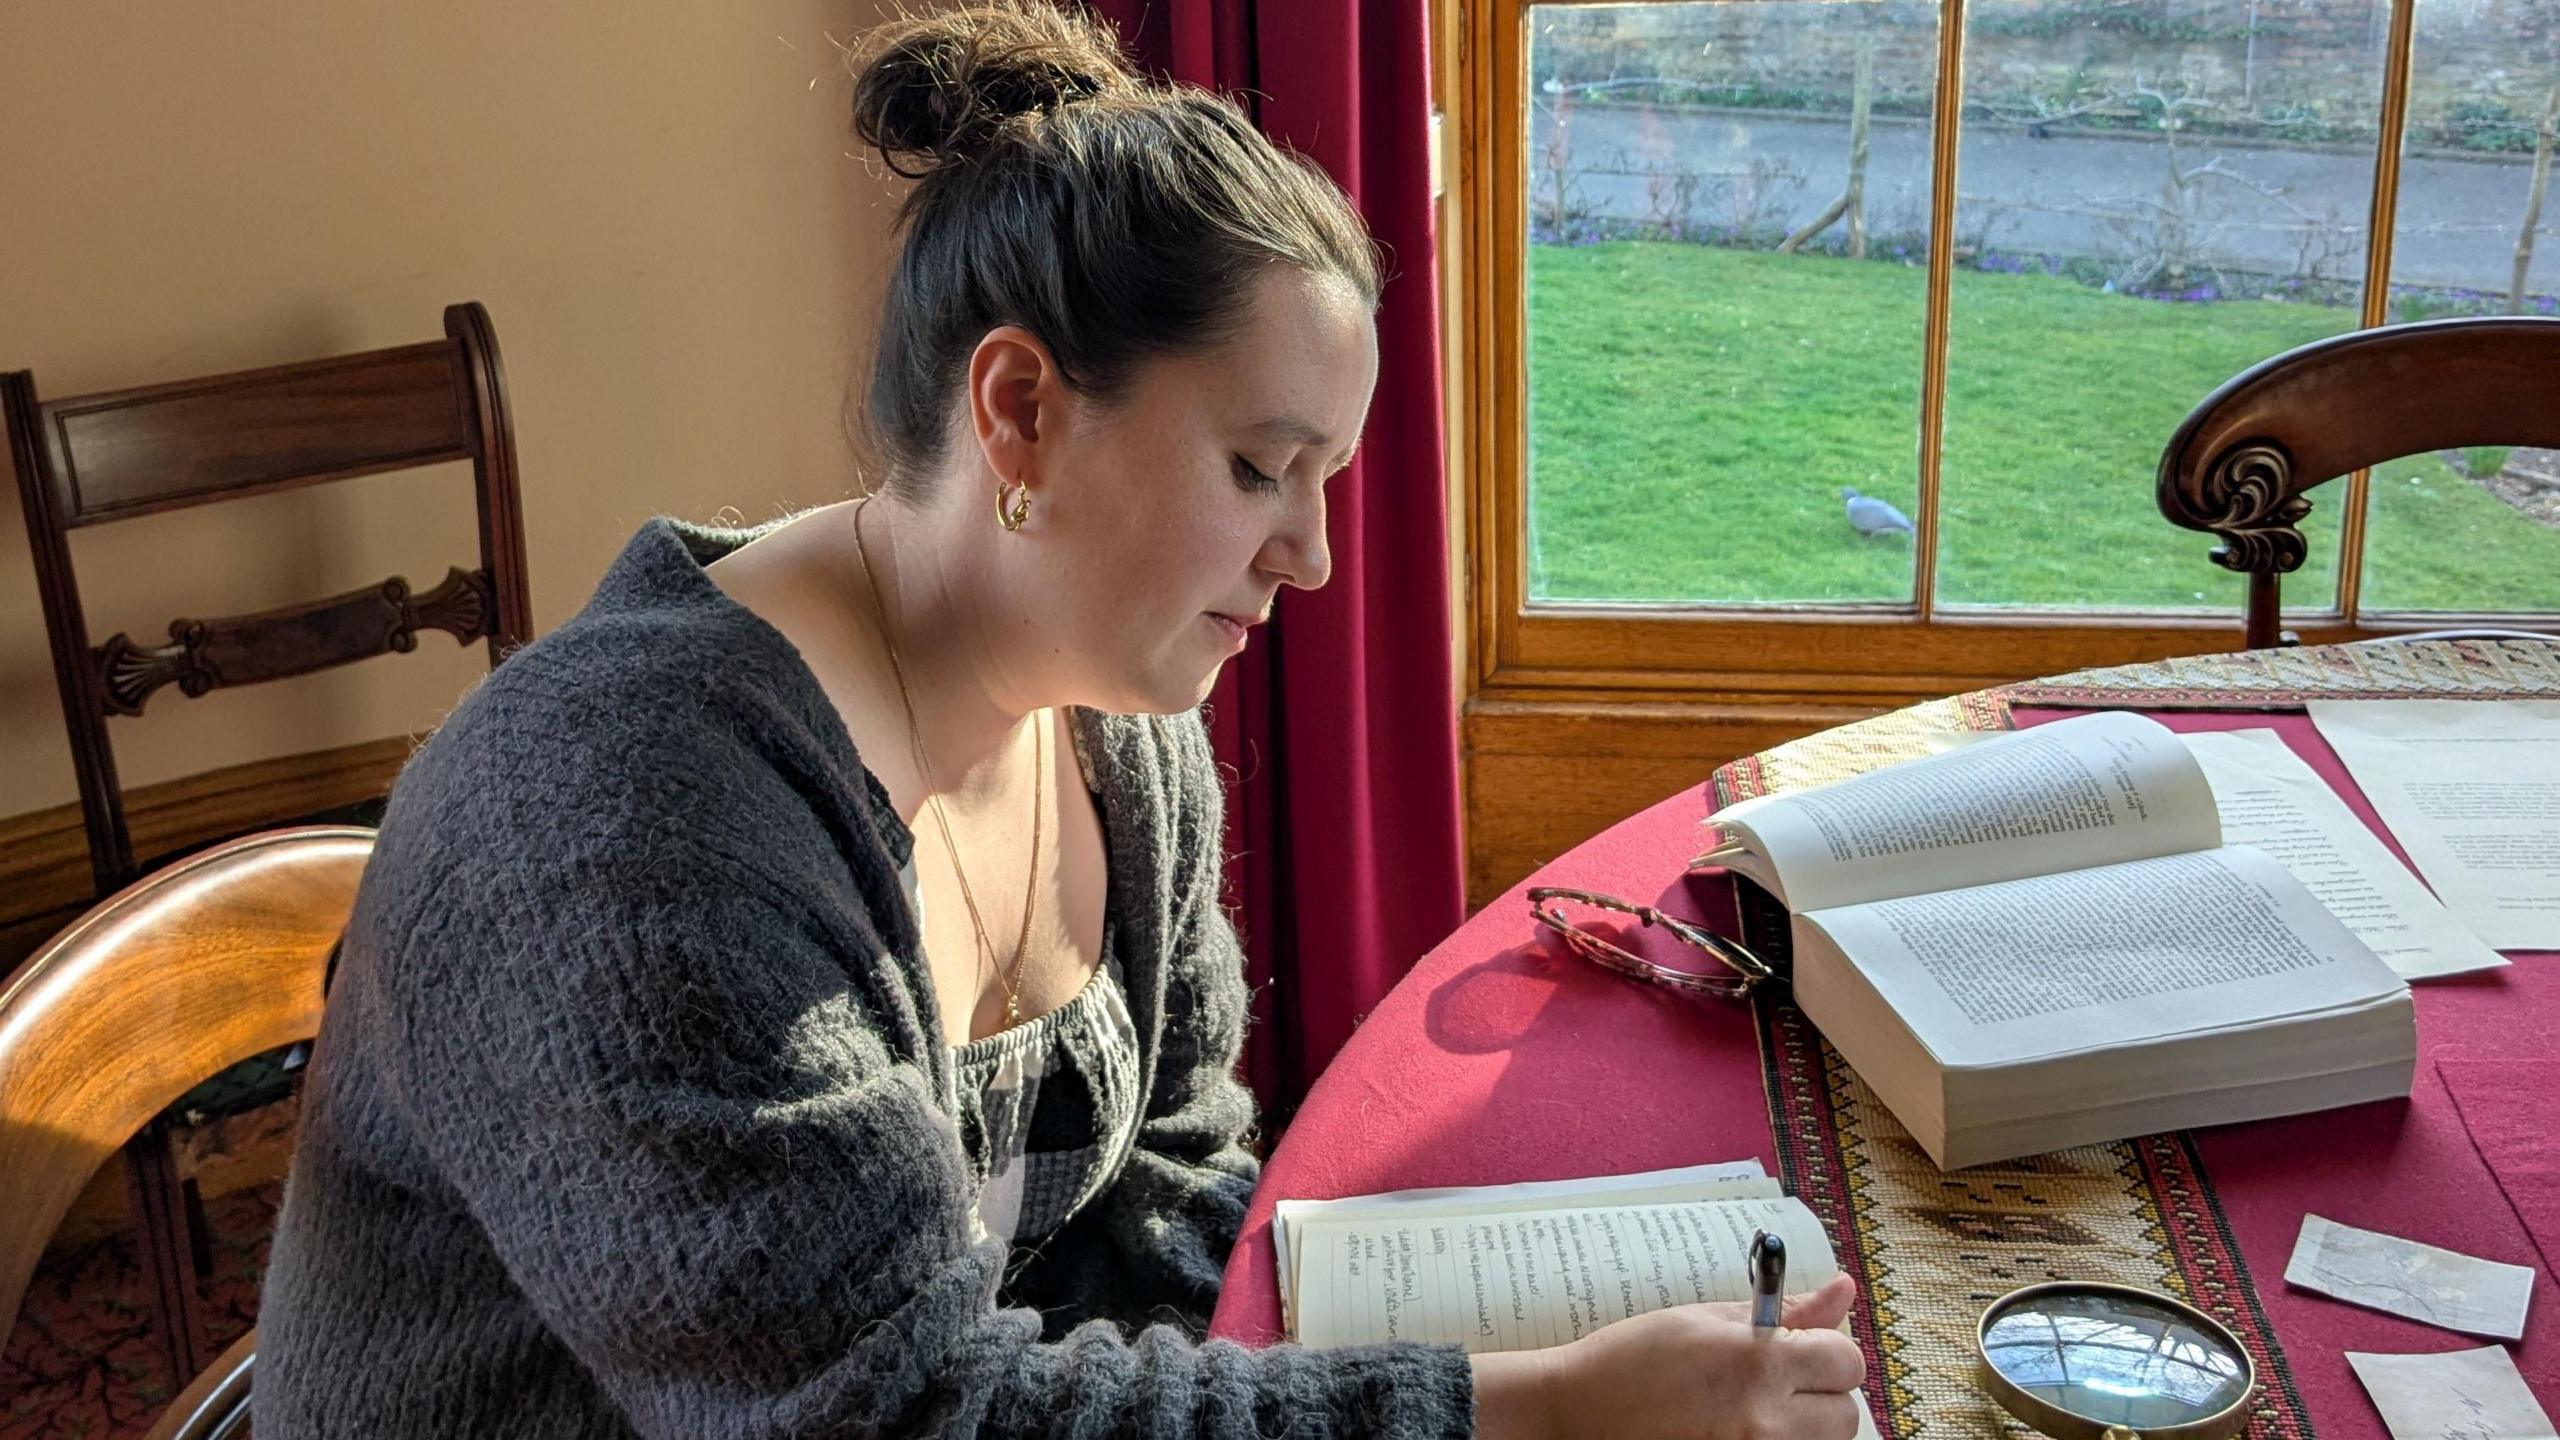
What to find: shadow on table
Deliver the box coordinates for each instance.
[1403,870,1773,1176]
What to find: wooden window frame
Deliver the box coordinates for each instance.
[1443,0,2546,728]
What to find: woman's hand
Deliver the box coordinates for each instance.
[1470,1275,1868,1440]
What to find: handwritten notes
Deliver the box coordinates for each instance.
[2285,1214,2537,1341]
[1283,1172,1881,1440]
[1291,1196,1833,1352]
[1275,1160,1776,1336]
[2347,1346,2555,1440]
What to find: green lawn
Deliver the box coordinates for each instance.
[1527,242,2560,613]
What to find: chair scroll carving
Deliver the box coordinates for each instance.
[2155,317,2560,648]
[94,566,494,716]
[2161,440,2312,578]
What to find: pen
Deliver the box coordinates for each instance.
[1748,1229,1786,1330]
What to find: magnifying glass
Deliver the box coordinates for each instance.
[1976,1282,2258,1440]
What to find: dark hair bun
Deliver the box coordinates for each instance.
[851,3,1138,178]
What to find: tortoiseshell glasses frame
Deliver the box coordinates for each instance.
[1525,886,1776,1001]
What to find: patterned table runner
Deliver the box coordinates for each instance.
[2012,637,2560,710]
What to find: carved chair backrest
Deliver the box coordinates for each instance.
[6,303,530,895]
[2156,316,2560,648]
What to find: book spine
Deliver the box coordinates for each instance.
[1734,874,1796,981]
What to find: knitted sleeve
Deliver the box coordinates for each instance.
[1003,710,1265,1337]
[382,814,1474,1439]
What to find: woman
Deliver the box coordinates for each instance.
[254,6,1865,1435]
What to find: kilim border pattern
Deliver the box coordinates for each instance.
[2006,637,2560,710]
[2137,1133,2318,1439]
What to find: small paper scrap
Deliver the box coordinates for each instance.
[2286,1215,2536,1341]
[2346,1346,2555,1440]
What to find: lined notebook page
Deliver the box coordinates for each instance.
[1276,1164,1779,1329]
[1292,1197,1834,1352]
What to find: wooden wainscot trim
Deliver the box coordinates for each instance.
[0,735,417,971]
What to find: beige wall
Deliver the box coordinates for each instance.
[0,1,908,818]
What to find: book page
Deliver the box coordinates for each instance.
[1715,712,2219,911]
[2308,700,2560,949]
[1291,1197,1834,1352]
[2184,729,2507,981]
[1806,846,2407,1068]
[1276,1162,1775,1324]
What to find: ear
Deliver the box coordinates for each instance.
[966,325,1065,493]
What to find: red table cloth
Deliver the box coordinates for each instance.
[1208,701,2558,1438]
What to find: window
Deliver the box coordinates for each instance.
[1528,3,1938,607]
[1935,0,2386,611]
[2361,1,2560,612]
[1469,0,2558,690]
[1451,0,2555,901]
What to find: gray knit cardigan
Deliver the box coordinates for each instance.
[253,518,1476,1437]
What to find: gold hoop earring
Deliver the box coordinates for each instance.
[996,479,1030,532]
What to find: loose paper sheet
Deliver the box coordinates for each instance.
[2286,1214,2537,1340]
[2183,729,2507,980]
[2346,1345,2556,1440]
[2308,701,2560,950]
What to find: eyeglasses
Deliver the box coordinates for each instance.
[1525,886,1776,1001]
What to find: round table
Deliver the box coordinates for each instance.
[1208,641,2560,1440]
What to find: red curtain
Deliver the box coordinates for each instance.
[1084,0,1465,1127]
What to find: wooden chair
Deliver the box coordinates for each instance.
[6,301,531,902]
[0,826,370,1434]
[2156,315,2560,649]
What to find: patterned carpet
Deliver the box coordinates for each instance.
[3,1091,294,1424]
[0,1181,276,1440]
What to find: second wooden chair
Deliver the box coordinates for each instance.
[0,826,371,1432]
[2156,315,2560,648]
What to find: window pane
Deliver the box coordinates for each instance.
[1938,0,2381,610]
[2360,5,2560,615]
[1526,1,1939,605]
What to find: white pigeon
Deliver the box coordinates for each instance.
[1840,487,1914,537]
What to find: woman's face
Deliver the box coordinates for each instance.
[1024,266,1380,714]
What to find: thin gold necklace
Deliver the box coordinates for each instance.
[851,495,1044,1031]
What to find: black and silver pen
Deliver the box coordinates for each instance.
[1747,1229,1786,1330]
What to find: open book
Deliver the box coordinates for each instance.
[1279,1162,1882,1437]
[1699,711,2416,1170]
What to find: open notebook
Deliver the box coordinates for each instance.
[1278,1162,1881,1438]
